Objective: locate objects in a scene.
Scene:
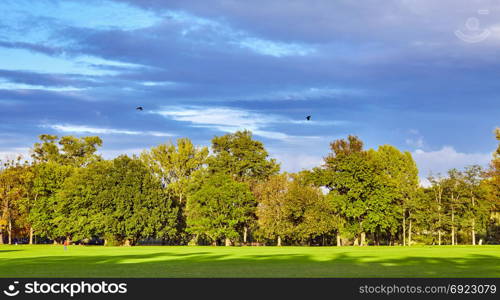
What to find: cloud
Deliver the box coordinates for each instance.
[41,124,174,137]
[0,147,30,161]
[271,152,323,173]
[98,147,146,159]
[406,137,424,148]
[0,79,85,92]
[412,146,492,179]
[151,106,331,141]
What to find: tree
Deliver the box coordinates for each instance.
[141,138,208,243]
[97,156,178,245]
[54,160,113,242]
[0,157,28,244]
[462,165,486,245]
[31,135,102,167]
[323,136,376,246]
[428,173,446,245]
[373,145,419,246]
[483,128,500,243]
[186,173,255,246]
[29,162,74,242]
[254,174,291,246]
[208,130,280,243]
[286,173,338,245]
[442,169,466,245]
[141,138,208,204]
[208,130,280,183]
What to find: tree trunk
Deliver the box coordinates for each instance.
[471,195,476,245]
[472,219,476,245]
[451,208,455,246]
[224,238,231,246]
[403,215,406,246]
[437,187,442,246]
[408,219,412,246]
[29,227,34,245]
[353,237,359,246]
[243,226,248,244]
[277,235,282,247]
[0,231,3,244]
[360,232,366,246]
[336,234,341,246]
[7,218,12,245]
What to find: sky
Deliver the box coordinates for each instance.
[0,0,498,184]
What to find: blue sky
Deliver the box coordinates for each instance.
[0,0,498,183]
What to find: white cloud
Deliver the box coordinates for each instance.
[240,87,363,102]
[0,147,30,162]
[98,148,146,159]
[152,106,327,142]
[412,146,492,179]
[164,10,316,57]
[0,80,84,92]
[405,137,424,148]
[41,124,174,137]
[271,152,323,173]
[236,38,315,57]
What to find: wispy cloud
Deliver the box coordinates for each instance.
[0,79,84,92]
[151,106,333,141]
[41,124,174,137]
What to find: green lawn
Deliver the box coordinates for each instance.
[0,245,498,277]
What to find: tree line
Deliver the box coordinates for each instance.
[0,130,499,246]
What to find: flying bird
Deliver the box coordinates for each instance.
[306,115,311,121]
[136,106,144,111]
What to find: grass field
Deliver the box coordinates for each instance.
[0,245,499,278]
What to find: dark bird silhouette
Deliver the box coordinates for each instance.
[306,115,311,121]
[136,106,144,111]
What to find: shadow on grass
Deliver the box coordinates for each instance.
[0,250,23,253]
[0,250,498,278]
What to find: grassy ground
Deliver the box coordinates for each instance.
[0,245,498,278]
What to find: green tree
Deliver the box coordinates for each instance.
[254,174,291,246]
[97,156,178,245]
[29,162,74,242]
[427,173,446,245]
[373,145,419,246]
[0,157,28,244]
[141,138,208,204]
[186,173,255,246]
[31,135,102,167]
[54,160,113,242]
[208,130,280,183]
[461,165,488,245]
[323,135,376,246]
[286,174,338,245]
[442,169,466,245]
[208,130,280,243]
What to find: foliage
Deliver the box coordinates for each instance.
[185,173,255,244]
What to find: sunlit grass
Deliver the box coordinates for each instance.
[0,245,498,278]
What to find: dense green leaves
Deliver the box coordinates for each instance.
[0,131,498,246]
[208,130,280,183]
[185,173,255,245]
